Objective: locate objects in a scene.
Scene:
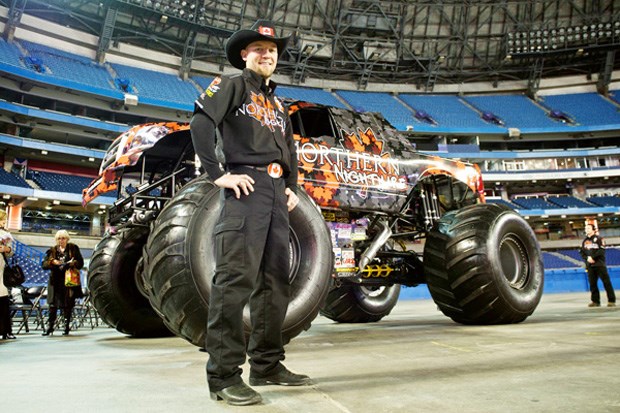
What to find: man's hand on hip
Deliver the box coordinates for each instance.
[286,187,299,212]
[214,173,255,199]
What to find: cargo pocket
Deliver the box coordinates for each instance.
[214,216,246,270]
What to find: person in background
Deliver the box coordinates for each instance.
[580,219,616,308]
[42,230,84,336]
[190,20,308,406]
[0,210,16,340]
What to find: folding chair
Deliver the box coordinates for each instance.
[9,286,46,334]
[9,287,32,333]
[71,288,98,330]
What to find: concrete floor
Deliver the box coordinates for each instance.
[1,292,618,413]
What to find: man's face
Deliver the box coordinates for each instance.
[585,224,595,236]
[241,40,278,80]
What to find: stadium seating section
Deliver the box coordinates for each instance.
[542,252,579,269]
[587,196,620,207]
[27,170,94,194]
[276,85,347,108]
[0,38,619,134]
[542,248,620,268]
[505,195,605,210]
[335,90,417,130]
[20,41,116,93]
[511,197,560,210]
[547,195,594,208]
[0,37,24,68]
[111,63,200,108]
[12,239,48,286]
[0,168,32,188]
[399,94,502,131]
[484,198,518,209]
[541,93,620,127]
[464,94,562,131]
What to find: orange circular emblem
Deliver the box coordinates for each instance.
[267,163,283,178]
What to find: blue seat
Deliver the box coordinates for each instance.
[20,40,116,92]
[0,38,26,68]
[28,170,93,194]
[586,196,620,207]
[0,169,32,188]
[464,94,562,130]
[511,197,559,209]
[111,63,200,108]
[336,90,416,130]
[400,94,500,131]
[541,93,620,127]
[485,198,517,209]
[547,196,593,208]
[276,85,347,108]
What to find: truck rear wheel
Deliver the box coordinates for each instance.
[143,176,333,347]
[88,227,171,337]
[321,284,401,323]
[423,203,544,324]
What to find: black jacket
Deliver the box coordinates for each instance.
[580,234,606,268]
[42,243,84,306]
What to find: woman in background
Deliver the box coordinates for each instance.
[0,210,16,340]
[42,230,83,336]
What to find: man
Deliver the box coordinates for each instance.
[580,220,616,308]
[189,20,311,406]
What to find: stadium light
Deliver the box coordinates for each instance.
[505,21,620,57]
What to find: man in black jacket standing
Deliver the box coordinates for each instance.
[190,20,310,406]
[580,219,616,308]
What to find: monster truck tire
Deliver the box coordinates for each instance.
[423,203,544,325]
[320,284,401,323]
[88,227,172,337]
[143,176,333,347]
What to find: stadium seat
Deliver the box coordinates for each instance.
[20,40,117,93]
[27,170,94,194]
[547,195,594,208]
[276,85,347,108]
[541,93,620,127]
[0,169,32,188]
[511,197,560,209]
[336,90,416,130]
[111,63,200,108]
[587,196,620,207]
[400,94,500,131]
[464,94,561,130]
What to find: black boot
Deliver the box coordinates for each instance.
[62,319,71,335]
[45,309,57,336]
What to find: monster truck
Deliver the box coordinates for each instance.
[83,101,544,346]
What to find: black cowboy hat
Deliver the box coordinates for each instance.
[225,20,291,70]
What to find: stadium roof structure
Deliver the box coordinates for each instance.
[2,0,620,92]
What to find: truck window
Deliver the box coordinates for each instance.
[291,108,334,138]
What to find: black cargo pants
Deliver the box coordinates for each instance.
[206,167,291,392]
[587,265,616,304]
